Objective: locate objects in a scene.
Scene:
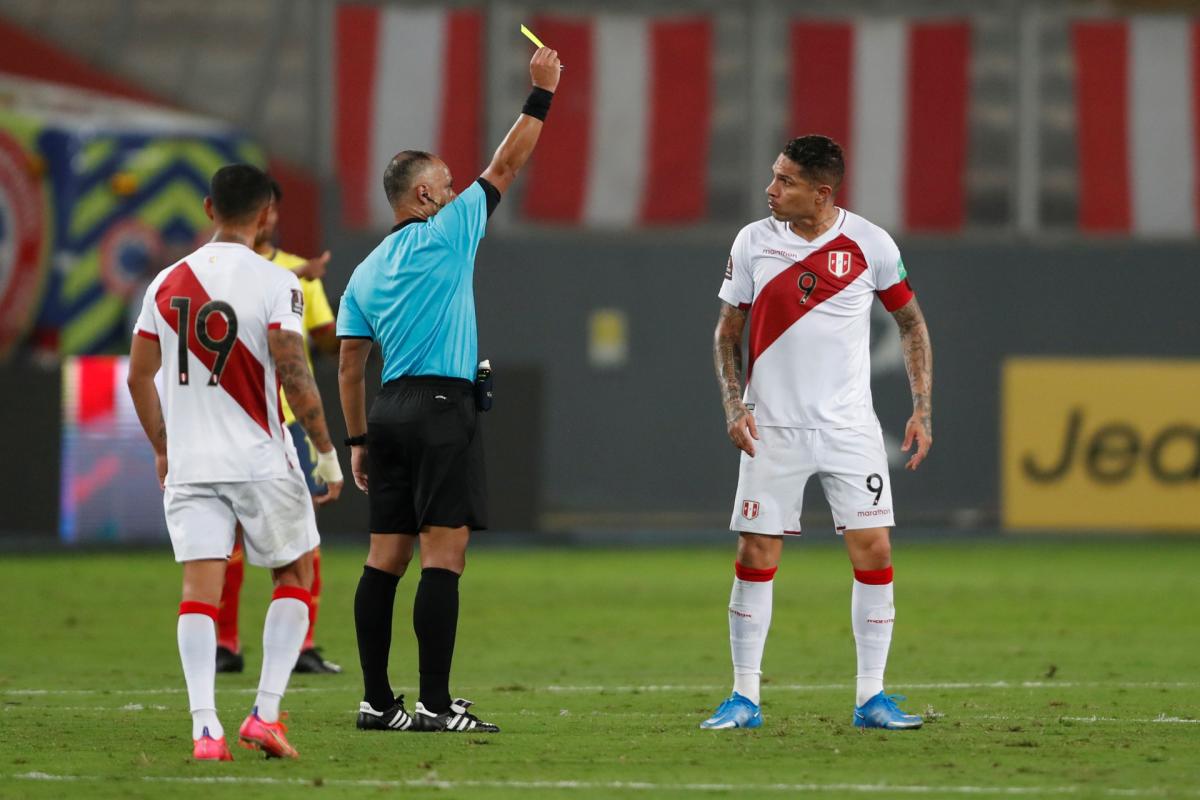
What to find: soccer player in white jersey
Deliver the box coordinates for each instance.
[127,165,345,761]
[701,135,933,731]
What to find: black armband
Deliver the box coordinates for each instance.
[522,87,554,121]
[344,434,367,447]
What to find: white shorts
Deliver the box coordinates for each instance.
[164,472,320,568]
[730,424,895,536]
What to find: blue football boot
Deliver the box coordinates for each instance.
[699,692,763,730]
[853,692,923,729]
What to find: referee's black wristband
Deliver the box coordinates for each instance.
[344,434,367,447]
[522,87,554,121]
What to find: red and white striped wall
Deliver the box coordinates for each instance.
[519,14,712,227]
[335,5,483,230]
[789,18,971,233]
[1073,17,1200,235]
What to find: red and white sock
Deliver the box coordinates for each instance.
[178,601,223,739]
[302,548,322,651]
[216,541,244,652]
[729,562,776,706]
[254,587,311,723]
[852,566,895,706]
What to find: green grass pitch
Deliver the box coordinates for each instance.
[1,537,1198,799]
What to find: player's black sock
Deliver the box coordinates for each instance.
[413,567,459,714]
[355,565,401,710]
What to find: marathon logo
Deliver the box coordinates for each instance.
[857,508,891,518]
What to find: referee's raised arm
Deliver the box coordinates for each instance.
[479,46,561,194]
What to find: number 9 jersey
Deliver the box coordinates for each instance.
[133,242,306,486]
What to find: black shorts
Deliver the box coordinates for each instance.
[367,376,487,533]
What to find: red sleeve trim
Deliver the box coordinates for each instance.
[734,561,778,582]
[309,321,335,334]
[179,601,219,620]
[738,302,751,311]
[853,566,894,585]
[135,329,159,342]
[268,322,283,330]
[876,279,914,312]
[272,585,313,606]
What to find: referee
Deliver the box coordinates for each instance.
[337,47,561,733]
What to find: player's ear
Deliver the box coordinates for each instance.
[203,196,215,222]
[255,201,271,229]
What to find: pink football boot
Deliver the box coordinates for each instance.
[237,708,298,759]
[193,727,234,761]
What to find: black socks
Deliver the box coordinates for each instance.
[355,565,400,710]
[413,567,460,714]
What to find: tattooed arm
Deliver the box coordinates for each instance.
[269,327,343,500]
[127,333,169,487]
[714,301,759,457]
[892,297,933,470]
[269,329,333,453]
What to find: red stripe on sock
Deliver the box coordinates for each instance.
[734,562,777,582]
[272,585,312,605]
[854,566,894,585]
[179,601,219,620]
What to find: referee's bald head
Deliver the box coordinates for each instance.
[383,151,455,219]
[384,151,435,207]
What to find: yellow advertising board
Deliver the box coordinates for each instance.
[1003,359,1200,531]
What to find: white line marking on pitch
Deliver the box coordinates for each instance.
[10,772,1200,797]
[968,713,1199,725]
[3,680,1196,698]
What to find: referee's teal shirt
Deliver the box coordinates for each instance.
[336,180,495,382]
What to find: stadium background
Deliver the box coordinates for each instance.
[2,3,1200,797]
[0,0,1197,543]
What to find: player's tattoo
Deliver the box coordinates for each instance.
[713,301,749,421]
[269,329,333,452]
[892,298,932,436]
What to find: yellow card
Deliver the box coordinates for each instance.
[520,24,545,49]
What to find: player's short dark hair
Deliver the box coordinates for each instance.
[268,176,283,203]
[782,135,845,191]
[210,164,273,222]
[383,150,434,208]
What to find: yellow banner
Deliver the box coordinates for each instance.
[1003,358,1200,531]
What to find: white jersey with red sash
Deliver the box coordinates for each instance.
[133,242,305,486]
[718,208,913,429]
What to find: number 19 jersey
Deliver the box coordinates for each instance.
[133,242,305,485]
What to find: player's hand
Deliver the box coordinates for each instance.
[312,448,344,502]
[725,401,759,457]
[902,412,932,471]
[155,452,168,489]
[296,250,331,281]
[530,47,561,92]
[351,444,369,494]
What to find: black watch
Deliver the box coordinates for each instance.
[344,434,367,447]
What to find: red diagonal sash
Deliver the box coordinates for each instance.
[156,263,272,436]
[748,235,868,380]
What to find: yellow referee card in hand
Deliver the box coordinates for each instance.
[520,24,545,48]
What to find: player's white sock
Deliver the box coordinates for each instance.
[254,588,311,723]
[852,566,895,707]
[729,562,776,706]
[178,602,223,740]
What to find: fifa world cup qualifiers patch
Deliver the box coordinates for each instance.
[724,255,734,281]
[291,289,304,315]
